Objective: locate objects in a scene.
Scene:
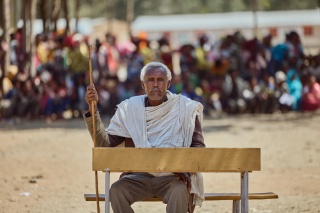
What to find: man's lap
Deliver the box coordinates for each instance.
[111,172,188,203]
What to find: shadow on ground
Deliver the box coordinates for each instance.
[0,117,111,130]
[1,111,319,131]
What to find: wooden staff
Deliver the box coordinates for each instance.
[87,45,100,213]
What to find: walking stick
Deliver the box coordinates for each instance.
[87,45,100,213]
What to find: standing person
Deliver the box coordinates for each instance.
[104,33,120,77]
[126,36,145,81]
[84,62,205,213]
[195,34,211,80]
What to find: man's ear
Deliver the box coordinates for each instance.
[141,81,145,90]
[167,80,171,89]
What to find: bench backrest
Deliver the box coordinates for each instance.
[92,148,261,173]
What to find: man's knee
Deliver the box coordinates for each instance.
[165,180,189,201]
[164,180,189,213]
[109,180,135,213]
[110,180,127,201]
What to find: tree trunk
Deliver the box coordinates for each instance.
[62,0,69,35]
[75,0,80,33]
[106,0,114,33]
[16,0,22,20]
[39,0,47,33]
[0,0,4,96]
[0,0,3,32]
[0,0,4,39]
[29,0,37,77]
[252,0,258,38]
[2,0,10,76]
[126,0,134,35]
[0,0,10,100]
[23,0,30,54]
[10,0,17,32]
[51,0,62,32]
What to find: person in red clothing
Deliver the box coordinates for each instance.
[301,74,320,111]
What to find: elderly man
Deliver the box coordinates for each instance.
[84,62,205,213]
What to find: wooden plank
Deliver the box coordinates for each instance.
[92,148,261,172]
[204,192,279,200]
[84,192,278,202]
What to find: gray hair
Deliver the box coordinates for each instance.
[140,62,172,81]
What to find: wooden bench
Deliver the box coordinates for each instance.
[84,148,278,213]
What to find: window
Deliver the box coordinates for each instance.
[303,26,313,36]
[269,28,277,37]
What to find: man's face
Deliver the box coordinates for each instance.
[141,66,171,106]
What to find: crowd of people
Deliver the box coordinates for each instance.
[1,28,320,123]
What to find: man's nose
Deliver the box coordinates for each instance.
[153,80,159,87]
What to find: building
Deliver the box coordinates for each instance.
[131,9,320,54]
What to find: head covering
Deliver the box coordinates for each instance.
[275,71,286,83]
[6,65,18,80]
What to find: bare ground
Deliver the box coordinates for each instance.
[1,111,320,213]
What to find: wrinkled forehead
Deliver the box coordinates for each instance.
[145,66,167,76]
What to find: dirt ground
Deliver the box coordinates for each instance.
[1,111,320,213]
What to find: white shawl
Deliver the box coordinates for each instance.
[107,91,205,206]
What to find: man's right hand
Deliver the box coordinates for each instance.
[175,173,191,192]
[86,85,98,113]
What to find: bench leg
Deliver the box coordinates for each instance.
[233,200,240,213]
[105,168,110,213]
[241,171,249,213]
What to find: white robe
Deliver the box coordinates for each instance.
[107,91,205,206]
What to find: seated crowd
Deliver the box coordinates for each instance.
[1,29,320,123]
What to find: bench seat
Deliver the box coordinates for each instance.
[84,192,278,202]
[86,147,278,213]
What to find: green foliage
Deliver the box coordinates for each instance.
[262,0,318,11]
[76,0,319,20]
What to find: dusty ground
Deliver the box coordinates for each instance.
[1,111,320,213]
